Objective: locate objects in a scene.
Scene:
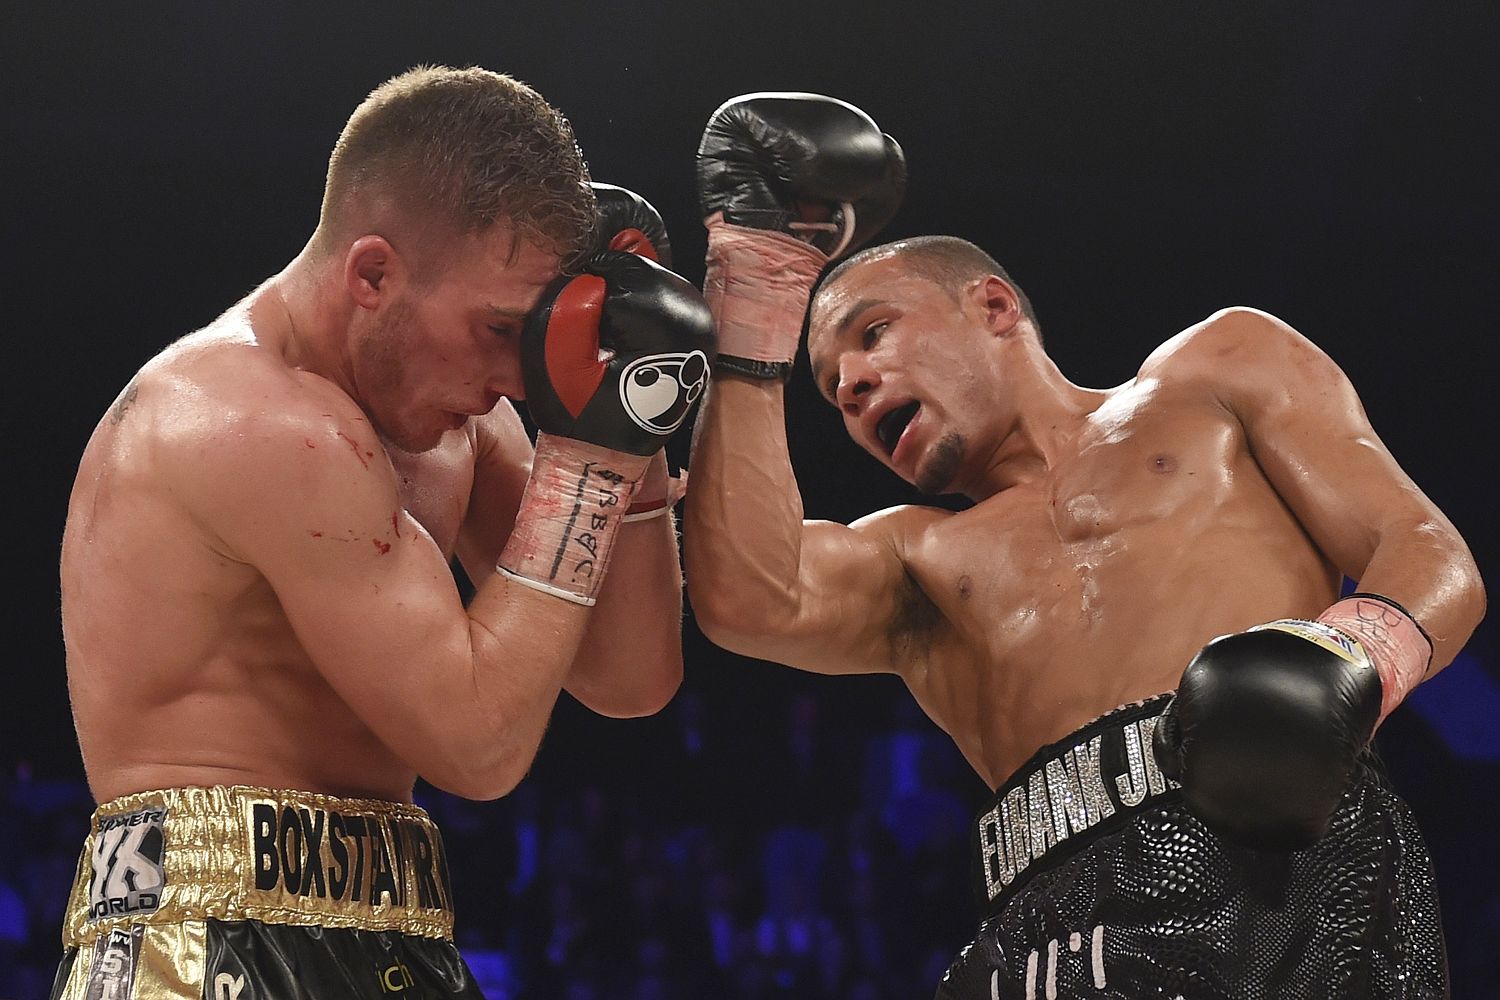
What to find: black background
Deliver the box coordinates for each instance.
[4,0,1497,972]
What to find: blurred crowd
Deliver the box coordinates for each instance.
[4,650,1499,999]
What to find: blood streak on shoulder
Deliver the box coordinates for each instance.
[335,432,371,470]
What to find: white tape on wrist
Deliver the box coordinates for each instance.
[622,502,672,523]
[496,566,597,606]
[623,464,686,522]
[496,433,648,605]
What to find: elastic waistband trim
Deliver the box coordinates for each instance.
[971,695,1179,918]
[64,785,455,945]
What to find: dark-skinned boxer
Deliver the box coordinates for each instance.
[53,66,712,1000]
[683,92,1483,999]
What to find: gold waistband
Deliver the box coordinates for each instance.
[64,785,455,945]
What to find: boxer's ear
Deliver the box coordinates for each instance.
[345,235,403,308]
[975,274,1023,338]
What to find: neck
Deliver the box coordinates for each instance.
[962,342,1102,500]
[262,240,361,401]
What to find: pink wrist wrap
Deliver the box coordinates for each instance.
[1316,594,1434,721]
[497,433,650,605]
[703,214,826,364]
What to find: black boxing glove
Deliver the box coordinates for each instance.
[591,182,673,269]
[498,252,715,605]
[697,93,906,257]
[1154,601,1431,850]
[588,183,688,521]
[696,93,905,381]
[522,250,715,456]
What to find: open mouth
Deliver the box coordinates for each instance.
[876,401,920,455]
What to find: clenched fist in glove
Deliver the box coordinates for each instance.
[696,93,905,382]
[498,252,714,605]
[1154,594,1433,849]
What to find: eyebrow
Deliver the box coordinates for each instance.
[810,297,889,395]
[486,303,531,320]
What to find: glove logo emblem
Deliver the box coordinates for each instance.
[619,350,709,435]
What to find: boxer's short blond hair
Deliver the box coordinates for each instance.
[319,65,595,267]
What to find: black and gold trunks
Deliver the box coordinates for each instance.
[939,695,1448,1000]
[49,785,484,999]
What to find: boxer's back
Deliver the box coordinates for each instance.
[61,308,418,803]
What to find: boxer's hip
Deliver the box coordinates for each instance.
[942,695,1448,1000]
[50,785,481,1000]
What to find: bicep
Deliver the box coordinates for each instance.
[190,412,476,758]
[730,515,917,677]
[1211,310,1441,577]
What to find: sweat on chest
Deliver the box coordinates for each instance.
[914,413,1241,613]
[1044,417,1237,542]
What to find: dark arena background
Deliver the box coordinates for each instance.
[4,3,1498,997]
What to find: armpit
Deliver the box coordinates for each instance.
[887,566,944,669]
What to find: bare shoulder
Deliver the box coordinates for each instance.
[138,315,367,447]
[1138,306,1338,403]
[848,502,954,555]
[1141,307,1308,377]
[128,317,392,542]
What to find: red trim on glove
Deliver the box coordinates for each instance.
[545,275,608,418]
[607,228,659,263]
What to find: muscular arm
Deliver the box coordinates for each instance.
[181,380,598,801]
[1181,307,1486,672]
[683,375,925,676]
[456,405,683,718]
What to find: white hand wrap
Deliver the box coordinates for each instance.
[497,433,651,605]
[703,214,827,364]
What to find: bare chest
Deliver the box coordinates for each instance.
[928,400,1248,603]
[899,396,1332,781]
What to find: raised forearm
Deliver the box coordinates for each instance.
[567,510,685,716]
[452,577,594,796]
[683,377,809,634]
[685,91,904,645]
[1351,514,1486,676]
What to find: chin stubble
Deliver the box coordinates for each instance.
[359,301,415,447]
[915,431,965,495]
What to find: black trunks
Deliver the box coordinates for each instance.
[937,696,1447,999]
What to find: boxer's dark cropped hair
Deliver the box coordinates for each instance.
[818,235,1039,330]
[315,65,596,273]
